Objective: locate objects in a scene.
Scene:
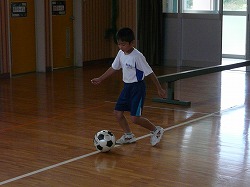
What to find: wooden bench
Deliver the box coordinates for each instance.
[153,60,250,106]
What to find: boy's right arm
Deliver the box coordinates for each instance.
[91,67,117,85]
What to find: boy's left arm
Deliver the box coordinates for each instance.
[148,72,166,98]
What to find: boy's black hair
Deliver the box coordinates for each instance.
[116,27,135,43]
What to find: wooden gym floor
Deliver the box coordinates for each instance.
[0,63,249,187]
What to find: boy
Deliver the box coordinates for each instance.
[91,27,166,146]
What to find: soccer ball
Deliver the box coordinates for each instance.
[94,130,116,152]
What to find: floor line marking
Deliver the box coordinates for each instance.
[136,110,216,140]
[0,104,239,185]
[136,105,240,140]
[104,100,218,116]
[0,151,100,185]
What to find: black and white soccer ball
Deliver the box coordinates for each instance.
[94,130,116,152]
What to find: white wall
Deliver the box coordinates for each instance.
[73,0,83,67]
[35,1,46,72]
[182,15,222,67]
[163,14,222,68]
[163,15,181,66]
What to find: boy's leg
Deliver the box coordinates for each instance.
[114,110,131,133]
[131,116,164,146]
[130,116,155,131]
[114,110,136,144]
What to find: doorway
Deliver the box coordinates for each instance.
[51,0,74,69]
[9,0,36,75]
[222,0,247,63]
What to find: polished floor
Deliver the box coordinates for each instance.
[0,63,249,186]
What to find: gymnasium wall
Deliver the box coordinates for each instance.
[82,0,136,62]
[0,0,137,76]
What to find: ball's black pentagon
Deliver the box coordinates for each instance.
[96,145,103,150]
[108,131,114,136]
[106,140,113,147]
[97,134,104,140]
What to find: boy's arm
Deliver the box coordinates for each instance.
[91,67,117,85]
[148,72,166,98]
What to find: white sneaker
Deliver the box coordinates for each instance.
[150,126,164,146]
[116,133,136,144]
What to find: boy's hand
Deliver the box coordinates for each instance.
[91,78,101,85]
[91,67,116,85]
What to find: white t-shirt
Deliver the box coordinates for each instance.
[112,48,153,83]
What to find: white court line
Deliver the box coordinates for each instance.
[0,104,240,185]
[137,111,216,140]
[105,100,220,116]
[0,151,100,185]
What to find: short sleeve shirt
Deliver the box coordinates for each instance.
[112,48,153,83]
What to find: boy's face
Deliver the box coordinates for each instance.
[117,40,134,54]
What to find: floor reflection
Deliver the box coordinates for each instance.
[220,71,246,110]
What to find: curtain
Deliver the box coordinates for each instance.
[137,0,163,66]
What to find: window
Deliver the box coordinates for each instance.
[222,0,247,58]
[163,0,220,14]
[182,0,220,13]
[163,0,178,13]
[223,0,247,11]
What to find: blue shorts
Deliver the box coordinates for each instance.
[115,81,146,116]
